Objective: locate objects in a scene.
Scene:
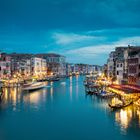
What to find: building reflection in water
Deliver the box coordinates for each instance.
[27,91,41,104]
[50,86,54,102]
[2,81,55,111]
[69,76,73,101]
[75,75,79,100]
[3,87,22,111]
[49,82,54,101]
[3,88,20,103]
[115,108,132,129]
[114,106,140,134]
[136,109,140,127]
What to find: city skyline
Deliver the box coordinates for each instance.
[0,0,140,65]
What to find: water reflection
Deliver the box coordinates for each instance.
[115,108,132,132]
[1,76,140,140]
[3,88,21,104]
[69,76,73,101]
[76,75,79,100]
[25,91,40,104]
[136,109,140,127]
[87,93,140,135]
[114,105,140,134]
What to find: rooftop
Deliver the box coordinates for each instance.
[36,53,65,58]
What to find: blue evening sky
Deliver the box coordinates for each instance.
[0,0,140,65]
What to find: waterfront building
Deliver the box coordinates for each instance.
[107,51,116,81]
[36,53,66,76]
[107,47,131,84]
[70,64,76,75]
[10,53,33,79]
[95,65,103,75]
[103,64,108,78]
[115,47,127,84]
[74,64,81,74]
[128,47,140,85]
[69,64,101,75]
[116,60,124,84]
[123,49,129,83]
[71,64,88,74]
[11,59,31,78]
[0,52,11,79]
[115,46,140,84]
[66,63,73,76]
[31,57,47,77]
[87,65,94,74]
[10,53,47,79]
[107,46,140,85]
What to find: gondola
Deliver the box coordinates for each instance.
[108,101,133,109]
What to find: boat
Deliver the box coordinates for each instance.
[37,78,49,82]
[108,97,133,109]
[48,77,60,82]
[86,89,94,94]
[0,87,4,101]
[108,101,133,109]
[83,81,88,86]
[98,91,115,98]
[22,82,45,91]
[61,82,66,85]
[23,82,33,87]
[85,87,98,95]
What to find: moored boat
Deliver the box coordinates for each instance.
[98,91,115,98]
[22,82,45,91]
[23,82,33,87]
[108,101,133,109]
[48,77,60,82]
[108,97,133,109]
[0,87,4,101]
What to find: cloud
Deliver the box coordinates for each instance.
[115,36,140,46]
[64,35,140,64]
[49,28,140,53]
[66,36,140,56]
[65,45,115,58]
[51,32,104,45]
[1,27,140,65]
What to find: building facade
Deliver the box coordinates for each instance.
[106,46,140,85]
[31,57,47,77]
[36,53,66,76]
[128,48,140,85]
[107,51,116,80]
[10,53,33,78]
[0,53,11,79]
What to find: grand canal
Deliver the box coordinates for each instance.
[0,75,140,140]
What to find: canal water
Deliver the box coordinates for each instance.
[0,75,140,140]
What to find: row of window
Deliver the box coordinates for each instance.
[117,63,123,67]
